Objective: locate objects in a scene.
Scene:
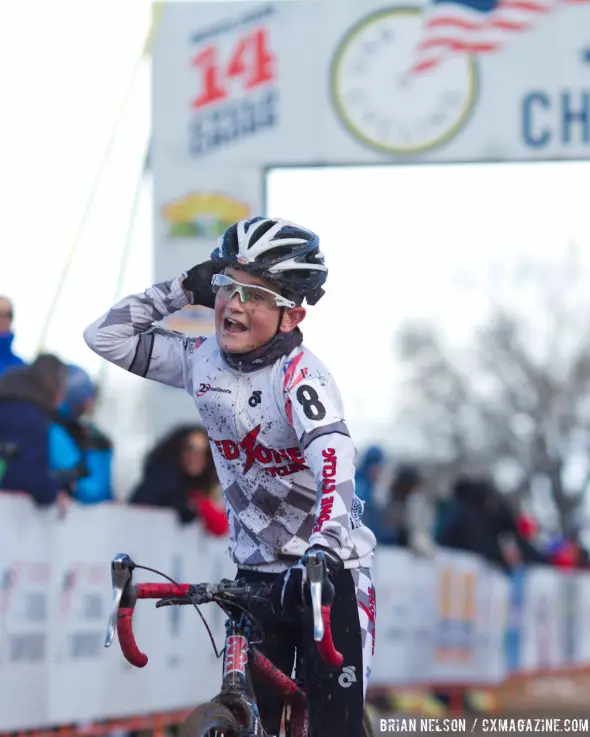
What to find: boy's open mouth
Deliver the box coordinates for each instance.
[224,317,247,333]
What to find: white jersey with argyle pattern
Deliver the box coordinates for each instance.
[84,277,377,572]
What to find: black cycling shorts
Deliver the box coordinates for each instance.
[235,566,375,737]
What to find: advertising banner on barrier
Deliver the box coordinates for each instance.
[370,548,420,684]
[47,505,113,725]
[574,571,590,665]
[100,506,181,720]
[1,494,590,730]
[520,566,563,672]
[369,548,510,686]
[431,552,481,683]
[485,566,511,684]
[0,495,54,730]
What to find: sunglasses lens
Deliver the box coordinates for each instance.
[211,274,290,307]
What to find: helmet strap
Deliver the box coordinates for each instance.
[275,307,285,336]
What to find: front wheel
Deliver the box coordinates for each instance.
[181,701,240,737]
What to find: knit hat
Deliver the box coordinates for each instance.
[64,364,96,411]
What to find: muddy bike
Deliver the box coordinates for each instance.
[104,551,374,737]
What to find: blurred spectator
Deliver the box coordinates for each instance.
[437,476,547,573]
[0,442,19,486]
[437,476,507,570]
[543,535,590,569]
[491,499,547,567]
[130,425,228,536]
[433,495,456,541]
[0,296,25,377]
[383,465,436,555]
[547,539,578,568]
[355,446,392,541]
[0,354,69,512]
[355,445,385,503]
[516,513,538,542]
[49,364,113,504]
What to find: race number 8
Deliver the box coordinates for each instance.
[296,385,326,421]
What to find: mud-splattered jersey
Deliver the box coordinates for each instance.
[83,277,376,572]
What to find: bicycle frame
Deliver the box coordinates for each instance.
[105,553,342,737]
[214,615,309,737]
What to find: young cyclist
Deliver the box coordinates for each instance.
[84,217,377,737]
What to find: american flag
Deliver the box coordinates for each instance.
[409,0,589,75]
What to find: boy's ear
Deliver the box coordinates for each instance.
[280,306,306,332]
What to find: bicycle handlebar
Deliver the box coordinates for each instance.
[104,553,343,670]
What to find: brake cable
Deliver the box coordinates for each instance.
[133,564,269,658]
[134,563,222,658]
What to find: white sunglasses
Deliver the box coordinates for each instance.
[211,273,296,309]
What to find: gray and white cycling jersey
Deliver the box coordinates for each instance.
[84,277,377,573]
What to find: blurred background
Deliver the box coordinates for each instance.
[1,0,590,734]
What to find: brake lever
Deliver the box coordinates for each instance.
[306,550,326,642]
[104,553,135,648]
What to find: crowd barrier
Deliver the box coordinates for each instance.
[1,493,589,731]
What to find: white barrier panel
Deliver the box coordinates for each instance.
[0,493,589,730]
[0,495,53,730]
[370,549,510,686]
[0,498,228,730]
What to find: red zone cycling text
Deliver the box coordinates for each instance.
[214,425,308,477]
[312,448,337,534]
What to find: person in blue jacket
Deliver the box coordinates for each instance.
[49,364,113,504]
[0,354,68,508]
[355,445,397,544]
[0,296,25,377]
[355,445,385,504]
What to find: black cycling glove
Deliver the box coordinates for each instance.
[271,544,343,619]
[181,260,223,309]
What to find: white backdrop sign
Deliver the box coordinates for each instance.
[149,0,590,435]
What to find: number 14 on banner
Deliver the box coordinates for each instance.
[191,27,276,110]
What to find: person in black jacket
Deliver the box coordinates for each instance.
[437,476,547,573]
[489,495,548,566]
[0,354,70,511]
[129,424,228,535]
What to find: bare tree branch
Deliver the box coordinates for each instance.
[395,249,590,535]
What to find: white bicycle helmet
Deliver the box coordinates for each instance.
[211,217,328,305]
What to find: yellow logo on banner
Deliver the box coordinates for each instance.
[436,567,476,662]
[162,305,215,338]
[161,192,250,240]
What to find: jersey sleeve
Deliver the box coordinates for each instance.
[83,277,206,395]
[282,351,357,559]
